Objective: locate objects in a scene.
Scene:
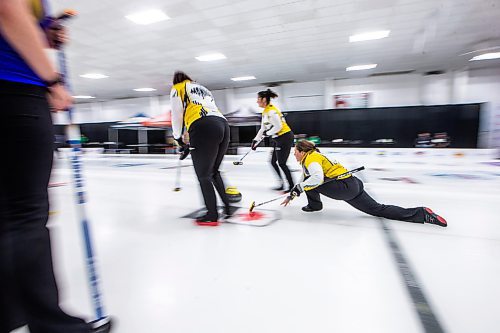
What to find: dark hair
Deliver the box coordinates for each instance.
[173,71,192,85]
[295,139,320,153]
[257,89,278,104]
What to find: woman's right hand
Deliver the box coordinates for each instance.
[251,140,259,150]
[47,83,73,111]
[46,25,69,49]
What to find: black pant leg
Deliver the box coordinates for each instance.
[275,132,294,190]
[0,82,89,333]
[189,117,226,220]
[345,179,424,223]
[303,175,424,223]
[304,175,358,210]
[0,157,25,333]
[211,120,230,208]
[305,189,323,210]
[270,141,282,181]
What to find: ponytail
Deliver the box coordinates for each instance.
[173,71,193,85]
[257,88,278,104]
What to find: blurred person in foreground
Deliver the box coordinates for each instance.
[281,140,447,227]
[0,0,110,332]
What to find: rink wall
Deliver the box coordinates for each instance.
[60,147,498,160]
[236,147,498,160]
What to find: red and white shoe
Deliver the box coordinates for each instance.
[195,215,219,226]
[423,208,447,227]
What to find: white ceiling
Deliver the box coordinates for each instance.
[50,0,500,100]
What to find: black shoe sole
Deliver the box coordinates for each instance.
[302,207,322,212]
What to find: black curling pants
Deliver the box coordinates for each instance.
[189,116,231,220]
[270,131,294,190]
[0,80,90,333]
[305,176,425,223]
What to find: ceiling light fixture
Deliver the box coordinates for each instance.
[469,52,500,61]
[195,53,227,62]
[231,76,256,81]
[73,95,96,99]
[133,88,157,92]
[349,30,390,42]
[80,73,109,79]
[125,9,169,25]
[346,64,377,71]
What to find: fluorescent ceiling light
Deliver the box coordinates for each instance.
[133,88,157,92]
[80,73,108,79]
[73,95,95,99]
[469,52,500,61]
[231,76,256,81]
[195,53,227,62]
[346,64,377,71]
[125,9,169,25]
[349,30,390,42]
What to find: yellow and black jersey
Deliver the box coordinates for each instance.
[254,104,291,140]
[263,104,291,136]
[170,80,225,138]
[299,151,350,191]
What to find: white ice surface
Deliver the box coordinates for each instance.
[15,148,500,333]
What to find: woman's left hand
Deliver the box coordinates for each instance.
[280,196,292,207]
[46,25,68,49]
[47,83,73,111]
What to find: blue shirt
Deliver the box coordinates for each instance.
[0,0,51,86]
